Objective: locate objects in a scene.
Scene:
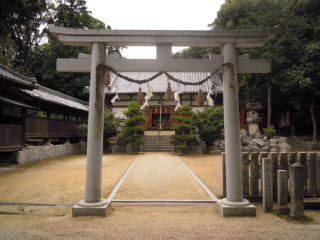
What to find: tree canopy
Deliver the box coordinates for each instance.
[175,0,320,139]
[0,0,114,100]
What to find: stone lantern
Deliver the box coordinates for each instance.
[246,103,262,136]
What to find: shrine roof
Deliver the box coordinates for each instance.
[103,72,222,94]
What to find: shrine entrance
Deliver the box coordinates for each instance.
[144,106,175,130]
[49,26,275,217]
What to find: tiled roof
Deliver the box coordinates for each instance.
[105,72,222,94]
[0,64,35,87]
[0,64,88,112]
[22,86,89,112]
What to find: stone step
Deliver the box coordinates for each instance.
[143,149,172,152]
[143,146,172,149]
[145,143,171,145]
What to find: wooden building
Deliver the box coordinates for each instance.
[104,72,223,130]
[0,64,88,153]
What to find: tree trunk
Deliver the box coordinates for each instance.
[309,100,317,142]
[267,79,272,127]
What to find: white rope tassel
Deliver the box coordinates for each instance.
[174,83,183,111]
[140,101,149,110]
[175,102,181,111]
[144,83,153,101]
[141,84,153,110]
[111,93,119,104]
[206,89,214,106]
[174,90,181,103]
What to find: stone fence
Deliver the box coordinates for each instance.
[222,152,320,198]
[15,142,87,164]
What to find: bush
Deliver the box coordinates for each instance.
[193,106,224,153]
[263,125,276,139]
[103,109,120,148]
[77,109,120,149]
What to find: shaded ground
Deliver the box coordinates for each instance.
[181,153,222,197]
[115,153,210,200]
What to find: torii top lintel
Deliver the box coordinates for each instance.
[49,26,276,48]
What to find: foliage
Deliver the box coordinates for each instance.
[0,0,120,100]
[120,101,146,151]
[103,109,120,147]
[174,0,320,139]
[170,105,197,153]
[76,108,120,148]
[193,106,224,153]
[0,0,49,75]
[263,125,276,139]
[34,0,109,100]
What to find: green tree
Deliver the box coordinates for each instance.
[34,0,107,100]
[121,101,146,152]
[78,108,120,149]
[103,109,120,148]
[0,0,49,74]
[170,105,197,154]
[193,106,224,153]
[189,0,320,139]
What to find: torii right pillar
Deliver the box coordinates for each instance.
[216,42,256,216]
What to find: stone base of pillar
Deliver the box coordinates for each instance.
[72,198,110,217]
[216,198,256,217]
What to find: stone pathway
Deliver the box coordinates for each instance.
[114,153,213,200]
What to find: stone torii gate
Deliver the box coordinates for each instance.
[49,26,274,217]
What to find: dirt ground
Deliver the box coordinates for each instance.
[181,153,223,197]
[0,154,134,214]
[115,153,211,200]
[0,205,320,240]
[0,153,320,240]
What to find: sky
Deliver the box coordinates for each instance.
[86,0,225,59]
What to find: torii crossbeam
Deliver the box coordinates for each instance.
[49,26,275,217]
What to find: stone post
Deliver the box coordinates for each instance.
[222,152,226,197]
[277,170,289,215]
[289,163,304,218]
[298,152,308,193]
[73,42,108,217]
[318,156,320,195]
[307,152,317,197]
[262,158,273,212]
[216,42,256,216]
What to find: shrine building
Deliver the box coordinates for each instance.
[104,72,223,130]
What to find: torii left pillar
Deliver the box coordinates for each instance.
[72,42,109,216]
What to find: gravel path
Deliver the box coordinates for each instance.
[115,153,211,200]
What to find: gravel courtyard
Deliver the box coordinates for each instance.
[0,153,319,240]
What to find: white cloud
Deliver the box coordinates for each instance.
[86,0,225,58]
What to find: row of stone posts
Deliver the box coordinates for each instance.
[262,158,304,218]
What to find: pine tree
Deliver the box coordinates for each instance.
[193,106,224,153]
[121,101,146,152]
[170,105,197,153]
